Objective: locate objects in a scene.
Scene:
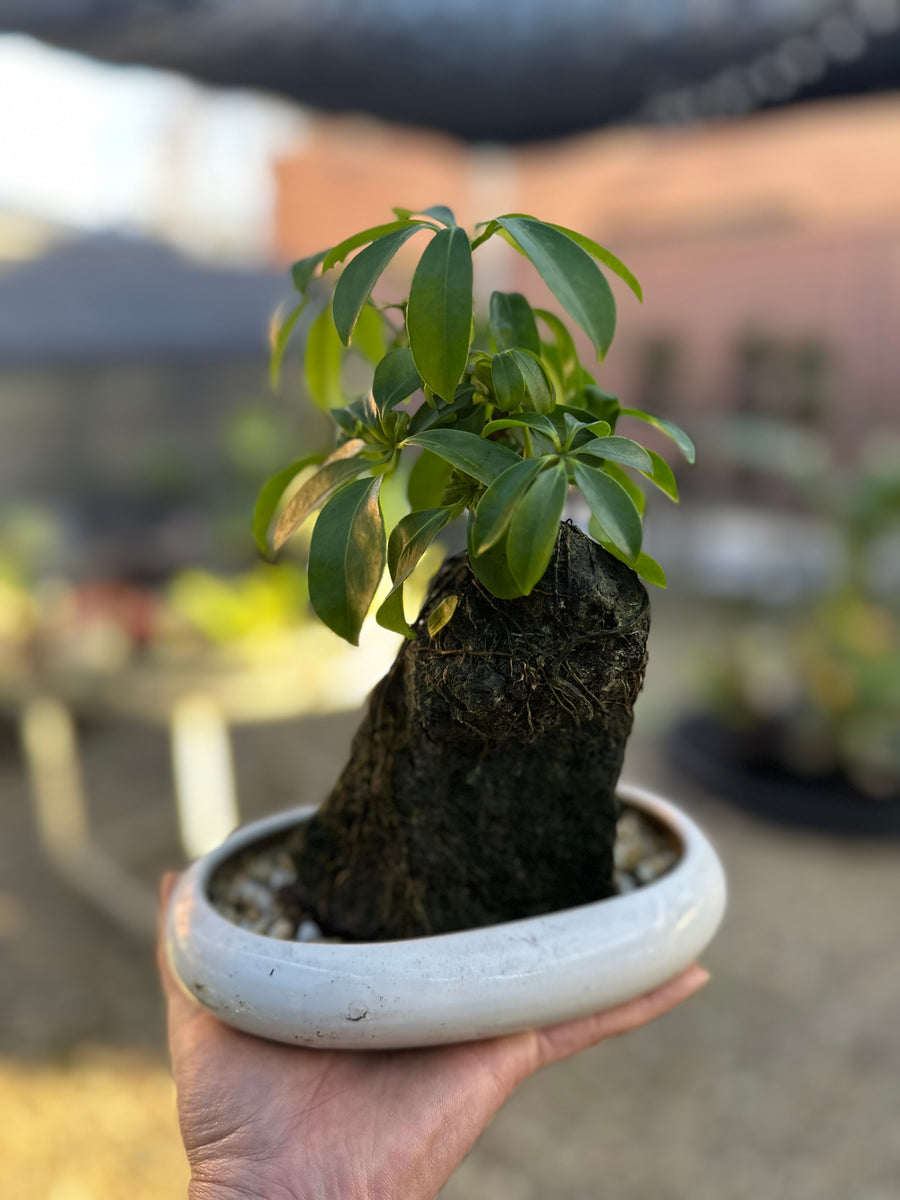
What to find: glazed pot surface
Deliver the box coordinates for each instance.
[166,782,726,1049]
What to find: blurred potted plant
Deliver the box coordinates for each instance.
[671,417,900,832]
[167,207,725,1047]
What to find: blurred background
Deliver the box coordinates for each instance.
[1,3,898,1197]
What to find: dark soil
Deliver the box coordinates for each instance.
[288,523,650,940]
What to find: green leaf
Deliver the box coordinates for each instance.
[573,461,643,563]
[376,506,453,638]
[641,449,679,501]
[291,250,327,294]
[534,308,578,383]
[507,461,569,593]
[407,227,474,401]
[322,220,426,272]
[589,522,667,588]
[407,385,478,435]
[602,462,646,516]
[574,385,621,426]
[308,476,385,645]
[407,429,519,488]
[470,456,546,555]
[508,349,554,413]
[543,223,643,301]
[252,455,322,556]
[421,205,456,227]
[496,217,616,360]
[375,587,410,641]
[573,435,653,473]
[269,299,307,391]
[466,517,522,599]
[620,408,696,463]
[393,205,456,228]
[333,225,427,345]
[633,552,667,588]
[351,304,388,365]
[491,351,526,411]
[489,291,541,355]
[427,594,458,637]
[481,412,560,446]
[304,302,345,409]
[373,347,422,413]
[272,440,368,552]
[407,449,453,509]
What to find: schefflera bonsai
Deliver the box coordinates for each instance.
[258,206,694,941]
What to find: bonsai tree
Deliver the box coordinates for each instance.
[257,206,694,940]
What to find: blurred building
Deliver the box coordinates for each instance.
[274,94,900,449]
[0,232,304,579]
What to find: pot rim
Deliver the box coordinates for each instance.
[174,781,715,953]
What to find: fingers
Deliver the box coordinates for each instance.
[531,964,710,1070]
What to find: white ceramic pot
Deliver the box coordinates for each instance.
[166,782,726,1049]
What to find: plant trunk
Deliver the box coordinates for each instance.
[289,523,650,940]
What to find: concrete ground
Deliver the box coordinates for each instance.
[2,596,898,1199]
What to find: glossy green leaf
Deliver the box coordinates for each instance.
[574,385,621,426]
[376,506,454,638]
[534,308,578,383]
[507,461,569,593]
[272,440,367,552]
[573,435,653,473]
[407,429,519,487]
[375,587,410,641]
[407,386,478,435]
[589,521,667,588]
[620,408,696,463]
[351,304,388,364]
[544,223,643,301]
[421,205,457,227]
[252,454,322,556]
[291,250,327,294]
[407,227,474,401]
[602,462,646,517]
[427,594,458,637]
[508,349,555,413]
[470,456,546,555]
[372,347,422,413]
[407,449,453,509]
[481,412,560,445]
[489,291,541,355]
[573,461,643,563]
[466,517,522,599]
[333,225,427,345]
[497,217,616,360]
[491,351,526,411]
[322,220,426,272]
[304,303,345,409]
[269,299,307,391]
[308,476,385,645]
[641,449,679,501]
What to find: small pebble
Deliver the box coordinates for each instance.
[635,852,677,886]
[234,879,273,912]
[210,806,680,934]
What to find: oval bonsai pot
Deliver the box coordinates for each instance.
[166,782,726,1050]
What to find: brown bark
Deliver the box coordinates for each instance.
[289,523,650,940]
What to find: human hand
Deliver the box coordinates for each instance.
[158,873,708,1200]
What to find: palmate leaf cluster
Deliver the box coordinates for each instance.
[258,207,694,645]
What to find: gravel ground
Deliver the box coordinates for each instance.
[2,596,899,1199]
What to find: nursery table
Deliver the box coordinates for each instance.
[7,625,397,938]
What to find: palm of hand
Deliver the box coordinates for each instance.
[159,877,707,1200]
